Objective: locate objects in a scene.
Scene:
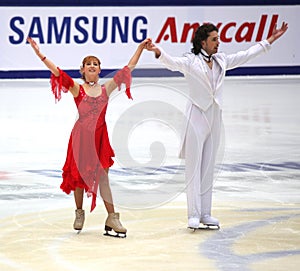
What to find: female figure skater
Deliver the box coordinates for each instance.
[27,36,150,237]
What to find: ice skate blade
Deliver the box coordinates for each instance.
[103,231,126,238]
[188,224,220,231]
[74,227,82,234]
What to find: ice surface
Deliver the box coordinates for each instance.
[0,76,299,271]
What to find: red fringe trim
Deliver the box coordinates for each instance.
[50,68,74,102]
[113,66,133,100]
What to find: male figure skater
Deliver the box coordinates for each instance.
[146,22,288,229]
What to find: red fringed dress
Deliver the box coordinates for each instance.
[50,67,132,212]
[51,69,114,212]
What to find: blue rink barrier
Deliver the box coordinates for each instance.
[1,66,300,79]
[0,0,299,6]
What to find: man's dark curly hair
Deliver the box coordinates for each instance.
[191,23,219,55]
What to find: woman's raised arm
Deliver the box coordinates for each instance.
[27,37,60,76]
[27,37,79,98]
[105,38,151,97]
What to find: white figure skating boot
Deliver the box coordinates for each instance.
[73,209,85,231]
[188,217,200,229]
[104,212,127,238]
[200,214,220,229]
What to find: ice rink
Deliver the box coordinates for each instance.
[0,75,300,271]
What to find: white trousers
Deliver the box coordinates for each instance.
[184,103,222,219]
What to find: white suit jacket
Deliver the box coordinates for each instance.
[158,40,271,111]
[158,40,271,158]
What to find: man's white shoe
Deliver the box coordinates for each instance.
[200,215,219,227]
[188,217,200,229]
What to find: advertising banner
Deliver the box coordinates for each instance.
[0,5,298,76]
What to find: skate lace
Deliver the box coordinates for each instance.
[75,211,84,221]
[113,218,123,228]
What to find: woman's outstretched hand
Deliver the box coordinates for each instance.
[145,40,161,58]
[27,37,41,55]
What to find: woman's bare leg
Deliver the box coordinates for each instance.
[100,168,115,214]
[74,187,84,209]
